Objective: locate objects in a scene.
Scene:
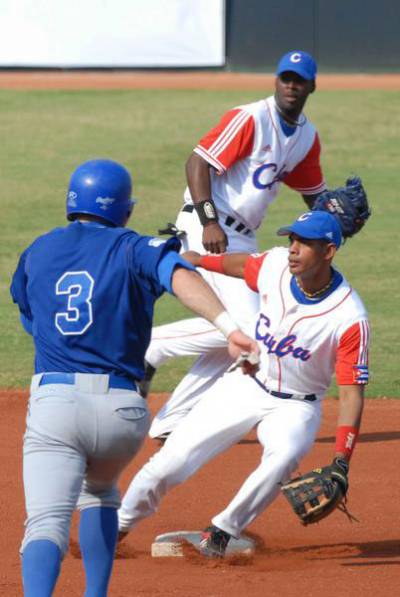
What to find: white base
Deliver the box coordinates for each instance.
[151,530,255,557]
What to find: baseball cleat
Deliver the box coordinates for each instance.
[199,525,231,558]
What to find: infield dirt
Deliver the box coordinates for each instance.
[1,71,400,91]
[1,390,399,596]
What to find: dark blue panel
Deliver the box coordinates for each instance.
[226,0,316,71]
[317,0,400,70]
[226,0,400,72]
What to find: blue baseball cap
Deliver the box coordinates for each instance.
[277,211,342,248]
[276,50,317,81]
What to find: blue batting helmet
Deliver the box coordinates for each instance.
[66,159,135,227]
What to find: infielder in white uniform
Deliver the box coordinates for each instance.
[118,210,369,556]
[144,50,329,440]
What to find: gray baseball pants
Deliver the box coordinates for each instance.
[22,373,149,556]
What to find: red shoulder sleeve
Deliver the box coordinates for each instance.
[194,109,255,173]
[336,320,370,385]
[283,133,326,195]
[243,253,268,292]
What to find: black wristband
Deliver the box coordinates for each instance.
[194,199,218,226]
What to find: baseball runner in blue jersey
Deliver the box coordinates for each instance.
[10,159,257,596]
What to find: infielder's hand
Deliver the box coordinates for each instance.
[181,250,202,267]
[227,350,260,376]
[227,331,259,373]
[202,222,228,254]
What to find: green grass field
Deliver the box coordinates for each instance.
[1,87,399,396]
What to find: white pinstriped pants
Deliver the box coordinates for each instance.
[119,369,321,538]
[147,208,259,438]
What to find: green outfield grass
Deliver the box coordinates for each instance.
[1,88,399,396]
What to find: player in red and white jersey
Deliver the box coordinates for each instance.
[118,210,369,555]
[244,248,369,397]
[187,92,325,233]
[143,51,329,440]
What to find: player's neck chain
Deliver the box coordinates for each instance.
[274,103,307,128]
[295,275,333,299]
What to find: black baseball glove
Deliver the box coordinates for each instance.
[280,458,350,525]
[312,176,371,239]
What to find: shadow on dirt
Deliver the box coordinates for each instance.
[240,431,400,445]
[105,534,400,567]
[316,431,400,444]
[253,538,400,569]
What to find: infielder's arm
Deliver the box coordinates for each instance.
[185,153,228,254]
[333,318,369,465]
[335,384,364,463]
[182,251,249,279]
[186,107,256,254]
[171,266,258,360]
[185,153,213,206]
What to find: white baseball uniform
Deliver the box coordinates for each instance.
[148,96,327,438]
[119,248,369,537]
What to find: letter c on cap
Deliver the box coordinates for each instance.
[298,212,312,221]
[290,53,302,63]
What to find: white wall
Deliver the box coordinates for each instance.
[0,0,225,67]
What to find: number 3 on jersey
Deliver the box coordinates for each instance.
[55,271,94,335]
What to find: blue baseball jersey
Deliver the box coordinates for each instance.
[10,221,195,381]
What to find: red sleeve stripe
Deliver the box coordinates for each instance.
[359,320,370,364]
[194,146,226,172]
[207,110,252,157]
